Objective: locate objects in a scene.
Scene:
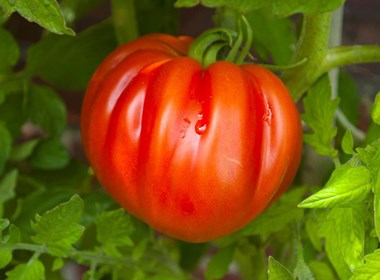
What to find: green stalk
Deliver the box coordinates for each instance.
[111,0,139,44]
[322,45,380,72]
[188,28,235,67]
[235,16,253,65]
[282,11,380,101]
[328,6,343,99]
[188,16,253,67]
[5,242,184,276]
[327,7,367,143]
[336,109,366,141]
[282,12,333,100]
[329,7,343,166]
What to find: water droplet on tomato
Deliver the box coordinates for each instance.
[198,111,204,120]
[195,120,207,135]
[195,111,207,135]
[180,118,191,138]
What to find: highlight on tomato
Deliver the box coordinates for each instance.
[81,20,303,243]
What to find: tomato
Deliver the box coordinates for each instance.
[81,34,302,243]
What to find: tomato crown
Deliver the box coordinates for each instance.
[188,15,253,67]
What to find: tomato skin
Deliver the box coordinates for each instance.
[81,34,302,243]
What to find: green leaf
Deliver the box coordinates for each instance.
[0,247,12,269]
[235,243,267,280]
[205,245,235,280]
[0,122,12,175]
[6,258,45,280]
[27,85,66,137]
[52,258,64,271]
[272,0,346,17]
[178,241,208,271]
[363,123,380,147]
[0,169,18,204]
[375,193,380,242]
[0,218,9,232]
[371,92,380,126]
[356,140,380,240]
[207,0,267,12]
[29,138,69,170]
[3,0,74,35]
[0,93,27,139]
[0,27,19,73]
[81,192,115,226]
[26,20,116,91]
[342,130,355,155]
[10,139,40,161]
[319,208,363,279]
[96,208,134,257]
[268,256,294,280]
[337,206,366,270]
[13,188,76,235]
[319,207,367,271]
[31,195,84,257]
[339,71,360,125]
[298,164,371,208]
[175,0,268,13]
[293,225,314,280]
[350,250,380,280]
[0,224,19,268]
[305,211,322,252]
[6,224,21,245]
[302,75,339,157]
[308,260,337,280]
[0,1,13,17]
[357,139,380,171]
[246,7,296,65]
[239,187,306,236]
[174,0,198,7]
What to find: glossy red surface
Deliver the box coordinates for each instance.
[81,34,302,242]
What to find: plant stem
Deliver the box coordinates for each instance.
[328,6,344,99]
[332,156,341,168]
[329,6,343,166]
[322,45,380,72]
[282,12,333,100]
[336,108,366,141]
[4,242,185,277]
[282,11,380,101]
[9,243,47,253]
[111,0,139,44]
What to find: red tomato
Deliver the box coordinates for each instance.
[81,34,302,243]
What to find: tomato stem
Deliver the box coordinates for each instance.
[235,16,253,65]
[188,15,254,67]
[322,45,380,72]
[188,28,234,67]
[225,23,243,63]
[282,12,332,100]
[259,58,308,71]
[282,11,380,101]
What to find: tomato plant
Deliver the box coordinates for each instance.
[1,0,380,279]
[81,32,302,242]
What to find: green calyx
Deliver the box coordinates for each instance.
[188,16,253,68]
